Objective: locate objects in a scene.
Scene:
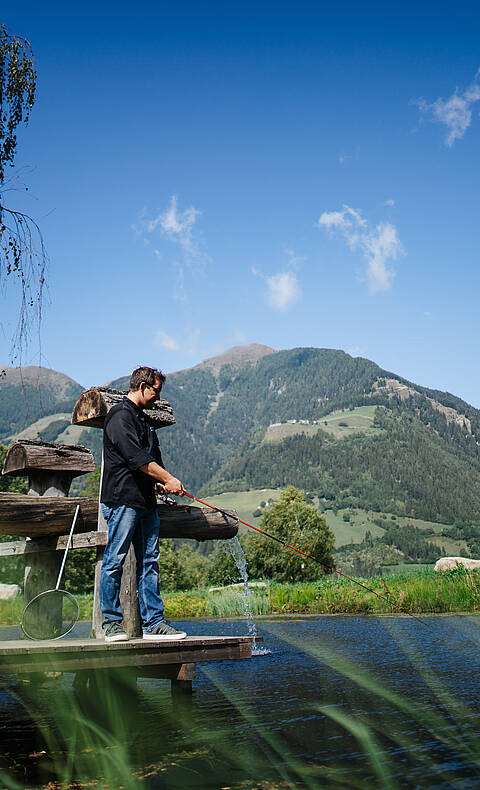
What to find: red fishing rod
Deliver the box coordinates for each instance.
[184,491,433,629]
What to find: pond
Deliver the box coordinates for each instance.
[0,614,479,789]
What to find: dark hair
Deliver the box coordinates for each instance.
[129,366,166,392]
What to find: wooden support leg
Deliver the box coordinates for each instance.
[24,548,63,638]
[119,543,142,638]
[171,663,195,695]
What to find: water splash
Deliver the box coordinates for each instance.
[224,537,269,656]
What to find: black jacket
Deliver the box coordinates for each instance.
[100,397,163,510]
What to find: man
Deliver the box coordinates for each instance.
[99,365,187,642]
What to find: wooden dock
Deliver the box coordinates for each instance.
[0,635,261,693]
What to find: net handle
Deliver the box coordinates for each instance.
[55,505,80,590]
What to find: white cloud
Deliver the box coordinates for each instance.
[265,271,301,310]
[154,330,179,352]
[384,198,395,207]
[253,249,303,311]
[415,71,480,146]
[132,195,204,267]
[317,204,405,293]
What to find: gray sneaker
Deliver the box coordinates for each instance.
[103,621,129,642]
[143,621,187,641]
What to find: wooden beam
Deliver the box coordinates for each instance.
[71,387,175,429]
[0,494,97,536]
[2,440,95,477]
[0,496,238,539]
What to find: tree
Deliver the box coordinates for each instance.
[245,485,335,583]
[0,25,45,360]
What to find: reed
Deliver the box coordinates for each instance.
[0,568,478,626]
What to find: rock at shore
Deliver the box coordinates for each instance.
[434,557,480,571]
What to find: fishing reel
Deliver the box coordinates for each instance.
[157,493,178,506]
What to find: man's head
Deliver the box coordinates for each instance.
[129,366,166,409]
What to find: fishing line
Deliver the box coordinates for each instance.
[184,492,433,630]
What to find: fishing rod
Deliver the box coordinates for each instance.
[184,491,433,630]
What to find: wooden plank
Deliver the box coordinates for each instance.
[0,635,258,655]
[0,637,258,674]
[0,531,108,557]
[0,497,238,539]
[72,387,175,429]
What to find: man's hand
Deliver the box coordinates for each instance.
[162,475,185,496]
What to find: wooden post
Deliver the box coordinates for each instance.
[171,662,196,695]
[24,470,70,638]
[91,455,105,639]
[119,544,142,638]
[1,440,96,639]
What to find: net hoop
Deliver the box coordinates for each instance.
[21,588,80,641]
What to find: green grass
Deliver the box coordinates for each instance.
[2,570,478,626]
[263,422,321,442]
[323,506,466,553]
[262,405,381,445]
[201,491,465,556]
[324,508,387,546]
[202,488,282,525]
[318,405,380,439]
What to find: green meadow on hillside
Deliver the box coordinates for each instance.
[200,490,462,562]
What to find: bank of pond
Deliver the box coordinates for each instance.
[0,567,478,625]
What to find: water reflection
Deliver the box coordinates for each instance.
[0,615,479,788]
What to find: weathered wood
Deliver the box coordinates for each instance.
[27,471,75,498]
[0,636,258,676]
[0,494,97,536]
[2,440,95,497]
[0,497,238,539]
[119,543,142,638]
[0,531,108,557]
[91,456,106,639]
[156,503,239,540]
[2,440,95,477]
[72,387,175,429]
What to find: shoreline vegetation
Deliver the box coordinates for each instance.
[0,568,478,626]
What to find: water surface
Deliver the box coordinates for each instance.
[0,615,478,789]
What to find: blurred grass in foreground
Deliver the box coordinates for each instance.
[0,568,479,625]
[0,617,478,788]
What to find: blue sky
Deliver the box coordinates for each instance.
[2,1,480,407]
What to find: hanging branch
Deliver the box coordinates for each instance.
[0,24,46,361]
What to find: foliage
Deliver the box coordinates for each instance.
[207,541,245,586]
[175,542,211,588]
[245,486,335,583]
[83,464,101,497]
[0,25,45,358]
[37,417,69,443]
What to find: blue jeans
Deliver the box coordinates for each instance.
[99,504,164,632]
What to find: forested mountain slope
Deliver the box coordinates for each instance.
[3,345,480,527]
[0,366,84,441]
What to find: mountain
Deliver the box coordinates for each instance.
[104,345,480,526]
[2,346,480,531]
[0,366,84,441]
